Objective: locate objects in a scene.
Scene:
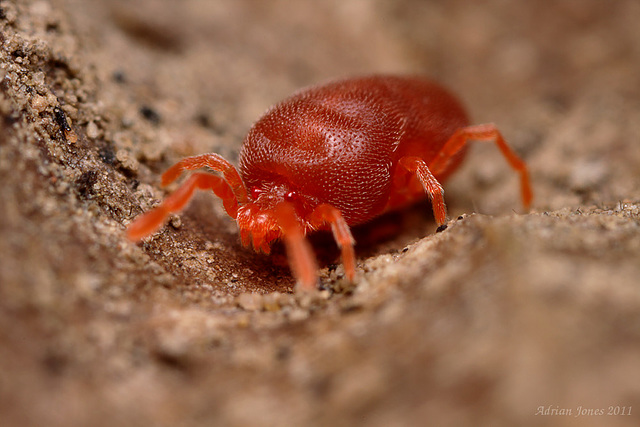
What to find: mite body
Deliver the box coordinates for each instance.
[127,75,532,289]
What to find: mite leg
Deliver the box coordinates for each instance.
[161,153,249,204]
[127,172,237,241]
[398,157,448,226]
[274,203,319,290]
[430,123,533,210]
[308,204,356,282]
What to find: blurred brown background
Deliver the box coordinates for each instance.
[1,1,639,426]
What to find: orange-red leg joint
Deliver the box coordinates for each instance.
[398,157,447,226]
[127,172,238,241]
[274,203,319,290]
[309,204,356,282]
[161,153,249,204]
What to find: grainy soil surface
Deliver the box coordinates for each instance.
[2,1,640,426]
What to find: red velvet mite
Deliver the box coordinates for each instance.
[127,75,532,289]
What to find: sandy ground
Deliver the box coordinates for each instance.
[2,0,640,426]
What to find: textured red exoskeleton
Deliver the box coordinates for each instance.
[127,75,532,289]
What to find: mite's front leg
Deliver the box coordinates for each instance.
[127,173,237,241]
[273,203,320,290]
[309,204,356,282]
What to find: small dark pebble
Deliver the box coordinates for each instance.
[140,105,161,124]
[276,345,291,361]
[112,70,127,83]
[53,106,72,133]
[196,112,211,128]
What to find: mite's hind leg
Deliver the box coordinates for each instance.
[309,204,356,282]
[430,124,533,209]
[127,173,237,241]
[398,157,448,226]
